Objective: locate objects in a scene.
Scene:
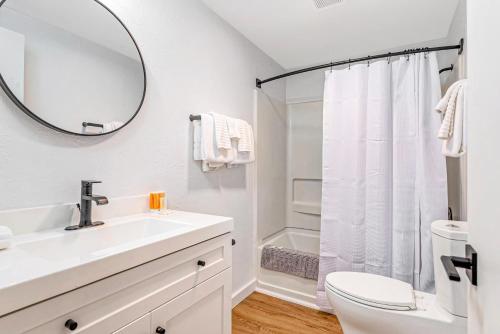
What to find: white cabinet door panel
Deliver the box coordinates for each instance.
[151,268,232,334]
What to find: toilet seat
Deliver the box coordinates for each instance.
[326,272,416,311]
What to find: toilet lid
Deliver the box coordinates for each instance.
[326,272,416,311]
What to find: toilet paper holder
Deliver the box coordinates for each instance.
[441,244,478,286]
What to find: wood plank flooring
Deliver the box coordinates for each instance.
[232,292,343,334]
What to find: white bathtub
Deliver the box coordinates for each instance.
[257,228,320,309]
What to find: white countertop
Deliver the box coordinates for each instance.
[0,210,233,317]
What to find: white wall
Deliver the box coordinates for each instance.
[0,0,285,298]
[284,0,466,105]
[467,1,500,333]
[440,0,468,221]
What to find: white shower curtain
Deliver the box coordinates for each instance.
[317,53,448,309]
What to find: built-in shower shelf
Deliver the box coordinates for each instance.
[292,201,321,215]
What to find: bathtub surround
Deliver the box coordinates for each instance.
[0,0,285,304]
[318,53,448,308]
[255,88,323,308]
[287,101,323,231]
[256,90,287,241]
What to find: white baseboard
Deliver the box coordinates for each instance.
[255,286,320,310]
[232,279,256,308]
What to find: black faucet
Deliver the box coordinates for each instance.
[65,180,109,230]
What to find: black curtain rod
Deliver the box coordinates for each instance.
[256,38,464,88]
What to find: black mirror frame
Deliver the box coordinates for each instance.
[0,0,147,136]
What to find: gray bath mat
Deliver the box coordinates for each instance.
[261,245,319,280]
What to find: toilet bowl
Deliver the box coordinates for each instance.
[325,220,468,334]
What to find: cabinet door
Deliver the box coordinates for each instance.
[151,268,231,334]
[112,314,150,334]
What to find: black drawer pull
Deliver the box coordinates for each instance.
[156,326,166,334]
[65,319,78,331]
[197,260,206,267]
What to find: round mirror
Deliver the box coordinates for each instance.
[0,0,146,136]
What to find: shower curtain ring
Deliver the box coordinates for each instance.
[367,58,370,67]
[348,59,351,70]
[330,61,333,72]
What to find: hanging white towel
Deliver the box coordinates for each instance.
[226,117,242,140]
[442,83,467,157]
[225,117,255,166]
[435,80,461,115]
[436,79,466,139]
[210,112,232,150]
[193,114,234,172]
[228,129,255,166]
[435,80,467,157]
[236,121,254,152]
[193,119,202,161]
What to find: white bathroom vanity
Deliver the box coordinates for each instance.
[0,211,233,334]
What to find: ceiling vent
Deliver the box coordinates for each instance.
[313,0,343,9]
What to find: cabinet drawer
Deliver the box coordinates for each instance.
[112,314,151,334]
[0,234,232,334]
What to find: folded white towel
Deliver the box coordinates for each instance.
[228,139,255,167]
[436,80,467,157]
[226,117,242,140]
[193,114,254,170]
[193,114,233,171]
[236,121,254,153]
[228,120,255,166]
[210,112,232,150]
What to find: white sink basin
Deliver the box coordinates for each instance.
[0,211,233,317]
[16,218,191,261]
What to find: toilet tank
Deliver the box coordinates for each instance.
[431,220,468,318]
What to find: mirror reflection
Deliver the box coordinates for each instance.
[0,0,146,135]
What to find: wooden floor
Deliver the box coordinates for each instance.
[232,292,343,334]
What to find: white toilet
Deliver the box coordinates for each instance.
[325,220,468,334]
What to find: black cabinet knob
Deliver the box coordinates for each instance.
[65,319,78,331]
[197,260,206,267]
[156,326,166,334]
